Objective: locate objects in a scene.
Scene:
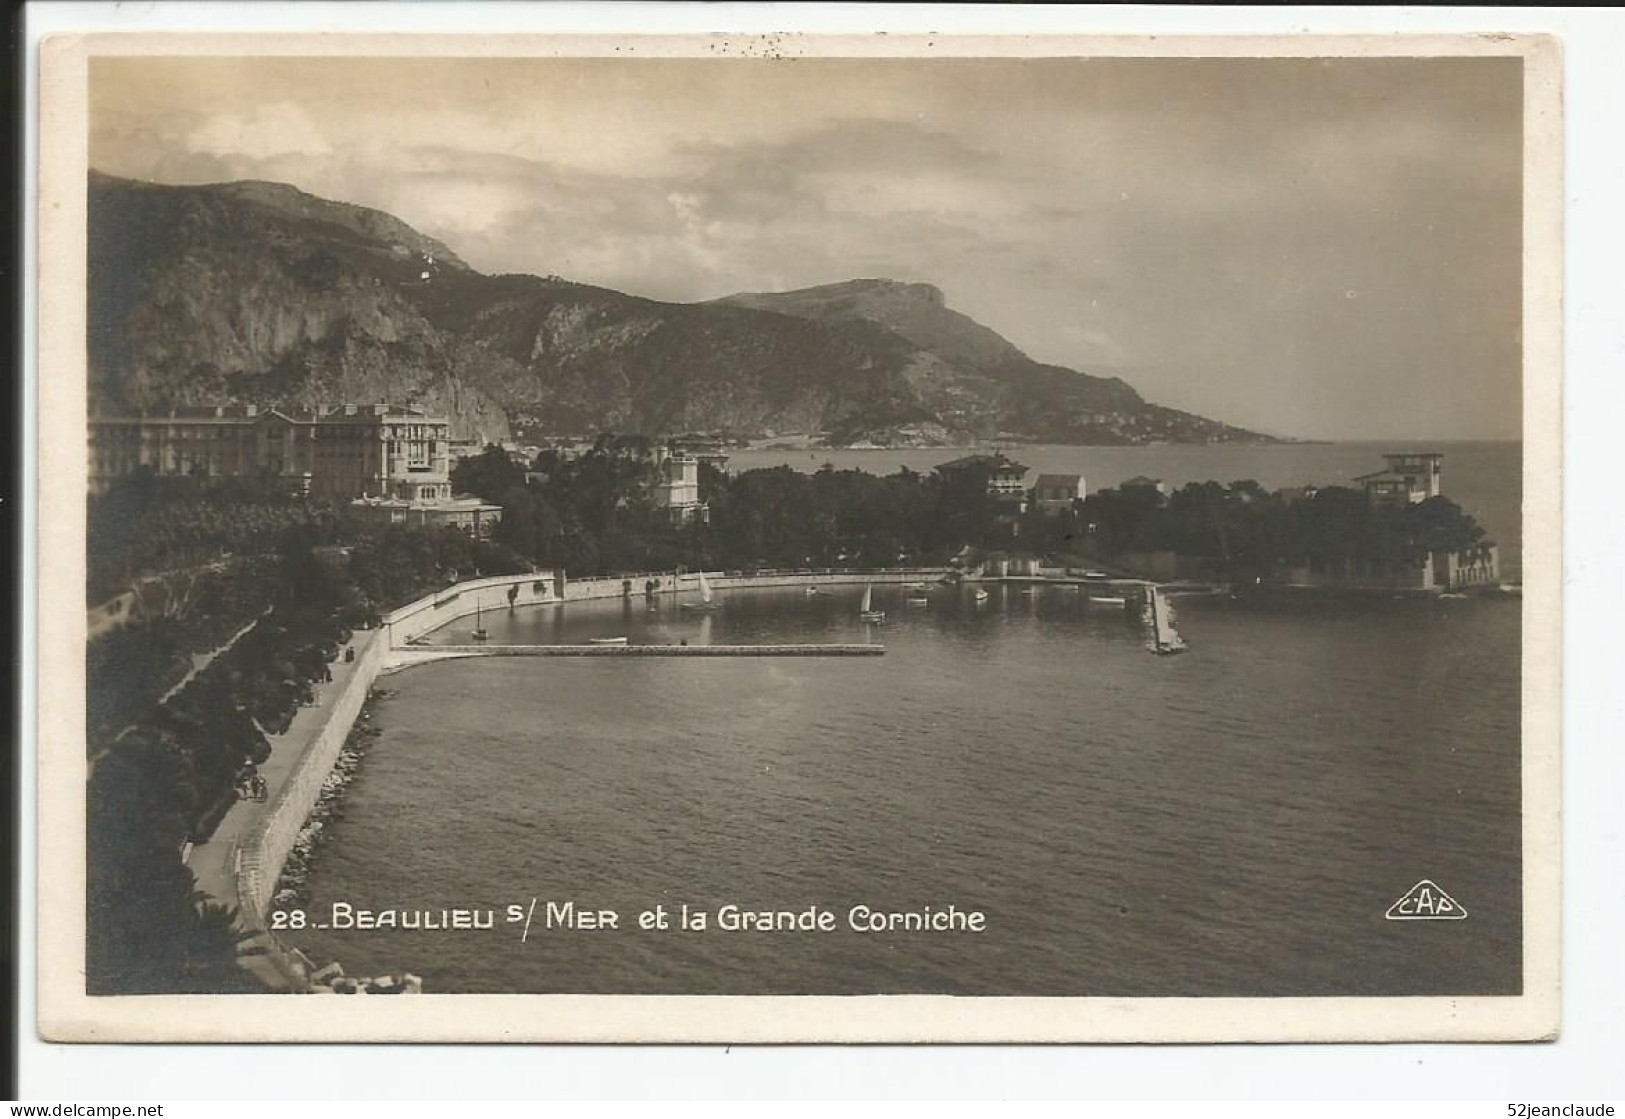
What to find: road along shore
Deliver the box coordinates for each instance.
[208,567,929,989]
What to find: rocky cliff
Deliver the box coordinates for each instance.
[88,173,1275,447]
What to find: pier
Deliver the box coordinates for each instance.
[383,642,884,671]
[228,565,1180,991]
[1145,586,1188,655]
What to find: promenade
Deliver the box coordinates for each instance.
[196,565,1140,989]
[185,628,380,987]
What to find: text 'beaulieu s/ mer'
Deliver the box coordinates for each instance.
[300,900,989,935]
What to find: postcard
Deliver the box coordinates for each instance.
[35,29,1561,1042]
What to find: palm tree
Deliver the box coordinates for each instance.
[172,895,272,994]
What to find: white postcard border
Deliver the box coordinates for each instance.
[33,29,1564,1045]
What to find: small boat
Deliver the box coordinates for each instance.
[680,570,721,611]
[805,586,821,596]
[1439,592,1468,600]
[907,594,929,606]
[905,581,928,590]
[972,588,989,603]
[1088,595,1127,606]
[859,583,886,622]
[1020,588,1039,596]
[589,636,629,646]
[470,596,487,641]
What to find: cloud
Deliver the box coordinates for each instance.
[86,55,1525,439]
[185,101,334,159]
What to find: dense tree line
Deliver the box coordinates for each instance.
[88,470,349,602]
[87,736,267,994]
[452,440,1015,576]
[88,526,345,993]
[86,517,523,993]
[345,524,528,612]
[86,562,284,742]
[455,442,1487,586]
[1035,481,1488,581]
[90,443,1493,603]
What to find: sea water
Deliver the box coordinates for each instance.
[290,578,1521,997]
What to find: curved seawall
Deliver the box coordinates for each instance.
[233,628,387,922]
[227,570,562,986]
[230,565,946,976]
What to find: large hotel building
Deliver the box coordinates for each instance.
[88,403,501,535]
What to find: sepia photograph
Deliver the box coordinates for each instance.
[34,30,1561,1043]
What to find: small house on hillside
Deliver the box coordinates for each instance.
[1031,472,1086,515]
[936,453,1030,503]
[1354,452,1444,509]
[652,445,709,524]
[1120,475,1170,498]
[937,452,1029,533]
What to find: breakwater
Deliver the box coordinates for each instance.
[386,643,884,671]
[1144,586,1189,655]
[555,567,948,605]
[227,567,925,987]
[700,568,945,593]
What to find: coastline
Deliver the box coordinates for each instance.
[195,571,562,989]
[274,572,1523,1002]
[217,561,1507,991]
[208,565,949,990]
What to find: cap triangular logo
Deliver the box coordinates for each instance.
[1385,879,1468,921]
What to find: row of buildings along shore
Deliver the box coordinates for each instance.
[939,449,1448,516]
[88,404,503,535]
[940,450,1499,593]
[86,403,726,532]
[88,407,1496,592]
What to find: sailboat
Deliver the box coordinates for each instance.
[470,595,488,641]
[859,582,886,622]
[680,569,721,611]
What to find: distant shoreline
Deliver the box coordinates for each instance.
[737,436,1518,453]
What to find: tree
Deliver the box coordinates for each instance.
[172,898,271,993]
[929,464,1002,552]
[1289,487,1382,567]
[493,484,539,557]
[1399,496,1486,559]
[86,730,255,993]
[450,446,524,503]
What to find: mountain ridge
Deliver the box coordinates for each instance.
[87,172,1279,448]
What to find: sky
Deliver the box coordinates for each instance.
[89,54,1525,440]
